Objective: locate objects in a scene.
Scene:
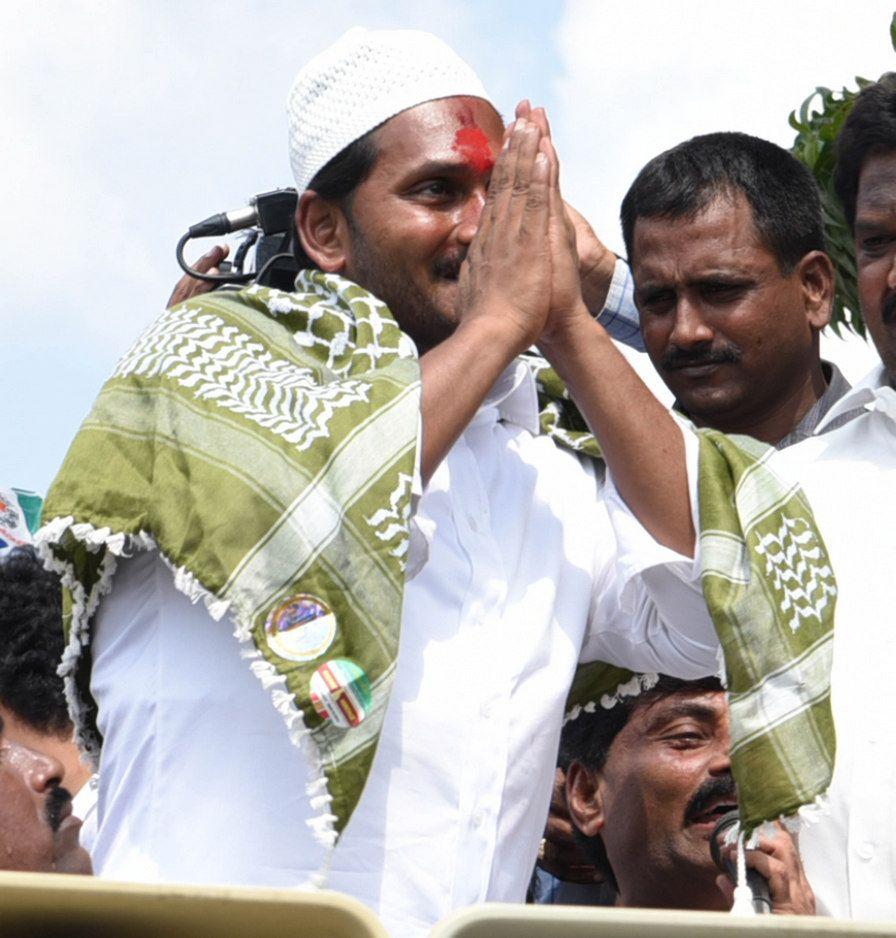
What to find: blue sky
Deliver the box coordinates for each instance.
[3,1,895,493]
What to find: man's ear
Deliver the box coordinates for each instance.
[296,191,350,273]
[797,250,835,331]
[566,760,606,838]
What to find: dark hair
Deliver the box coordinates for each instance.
[561,675,724,890]
[293,129,379,270]
[0,547,70,736]
[834,73,896,230]
[621,132,825,273]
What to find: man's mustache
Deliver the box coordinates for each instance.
[882,292,896,325]
[45,784,73,833]
[433,251,467,281]
[662,343,742,371]
[684,775,738,824]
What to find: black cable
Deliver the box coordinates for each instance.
[232,229,259,274]
[175,232,255,284]
[254,251,297,286]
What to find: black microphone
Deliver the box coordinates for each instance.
[710,809,772,914]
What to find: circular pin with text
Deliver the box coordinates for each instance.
[264,594,337,663]
[310,659,373,729]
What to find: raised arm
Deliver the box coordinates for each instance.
[533,122,694,555]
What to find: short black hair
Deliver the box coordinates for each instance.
[621,132,825,273]
[0,547,70,736]
[834,73,896,230]
[561,675,724,890]
[293,129,379,270]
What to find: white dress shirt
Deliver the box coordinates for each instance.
[88,360,711,938]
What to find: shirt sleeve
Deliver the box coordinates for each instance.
[593,258,645,353]
[583,420,721,678]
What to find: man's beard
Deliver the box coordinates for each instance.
[347,226,462,354]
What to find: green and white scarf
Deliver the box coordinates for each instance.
[566,429,838,831]
[39,271,836,869]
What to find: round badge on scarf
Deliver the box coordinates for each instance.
[264,594,337,663]
[310,658,373,729]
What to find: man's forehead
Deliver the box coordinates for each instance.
[633,689,727,729]
[377,96,502,145]
[632,192,769,278]
[856,150,896,217]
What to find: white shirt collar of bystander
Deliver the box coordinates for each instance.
[815,362,896,433]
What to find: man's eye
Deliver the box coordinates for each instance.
[701,282,745,301]
[638,292,675,313]
[660,721,709,746]
[415,181,453,199]
[862,236,893,255]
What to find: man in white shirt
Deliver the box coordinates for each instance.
[45,28,707,938]
[563,676,814,914]
[534,131,854,907]
[606,75,896,918]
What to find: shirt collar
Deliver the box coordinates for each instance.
[775,361,852,448]
[470,358,541,435]
[815,361,896,431]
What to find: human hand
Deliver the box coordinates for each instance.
[513,102,616,322]
[538,768,605,884]
[455,116,551,356]
[563,201,618,315]
[717,822,815,916]
[166,244,229,308]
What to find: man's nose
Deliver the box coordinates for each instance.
[708,737,732,777]
[886,251,896,292]
[668,297,714,348]
[3,740,65,793]
[455,191,487,245]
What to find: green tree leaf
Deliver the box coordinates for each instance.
[787,31,892,337]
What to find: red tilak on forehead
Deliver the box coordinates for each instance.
[452,106,495,175]
[453,125,494,174]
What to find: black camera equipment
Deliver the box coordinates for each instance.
[710,809,772,914]
[175,188,300,291]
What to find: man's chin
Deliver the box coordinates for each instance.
[53,818,93,874]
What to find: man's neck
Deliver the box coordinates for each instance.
[615,876,729,912]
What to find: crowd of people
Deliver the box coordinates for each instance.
[2,25,896,938]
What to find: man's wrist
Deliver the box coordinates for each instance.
[580,248,619,316]
[453,304,538,360]
[538,304,611,367]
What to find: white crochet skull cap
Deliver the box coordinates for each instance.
[287,27,491,193]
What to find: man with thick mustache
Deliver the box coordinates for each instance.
[622,131,855,449]
[563,677,813,913]
[0,714,91,875]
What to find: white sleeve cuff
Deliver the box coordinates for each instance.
[584,418,720,675]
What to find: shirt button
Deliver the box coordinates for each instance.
[857,841,875,861]
[466,513,479,532]
[472,810,485,828]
